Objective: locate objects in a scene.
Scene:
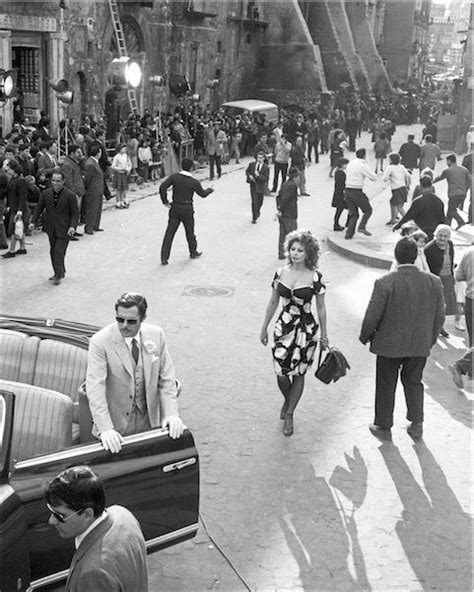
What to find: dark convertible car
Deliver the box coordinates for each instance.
[0,315,200,592]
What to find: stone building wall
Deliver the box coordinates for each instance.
[344,0,392,95]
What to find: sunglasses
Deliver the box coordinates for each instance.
[47,503,83,523]
[115,317,139,325]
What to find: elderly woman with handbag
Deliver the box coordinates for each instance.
[260,229,328,437]
[424,224,457,337]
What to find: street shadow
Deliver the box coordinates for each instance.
[279,447,371,591]
[379,442,472,592]
[423,358,472,429]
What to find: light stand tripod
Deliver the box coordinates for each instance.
[57,103,75,161]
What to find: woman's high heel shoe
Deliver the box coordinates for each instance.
[283,413,293,436]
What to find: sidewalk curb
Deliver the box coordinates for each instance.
[327,235,392,269]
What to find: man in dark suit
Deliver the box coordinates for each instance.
[36,139,58,188]
[160,157,214,265]
[360,237,445,440]
[276,166,300,259]
[246,152,269,224]
[82,144,104,234]
[46,465,148,592]
[31,169,78,285]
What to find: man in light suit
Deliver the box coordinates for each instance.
[86,292,184,453]
[360,237,445,440]
[47,466,148,592]
[246,151,269,224]
[82,144,104,235]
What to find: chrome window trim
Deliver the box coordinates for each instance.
[26,524,199,590]
[15,428,170,469]
[145,522,199,549]
[27,568,69,591]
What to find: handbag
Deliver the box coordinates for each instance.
[315,346,351,384]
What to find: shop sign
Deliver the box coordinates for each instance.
[0,14,57,32]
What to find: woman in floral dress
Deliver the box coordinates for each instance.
[260,230,328,436]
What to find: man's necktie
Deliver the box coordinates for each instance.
[131,338,139,365]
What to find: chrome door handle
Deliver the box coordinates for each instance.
[163,457,196,472]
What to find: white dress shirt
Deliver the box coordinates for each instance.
[345,158,377,189]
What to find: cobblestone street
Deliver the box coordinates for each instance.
[1,126,472,591]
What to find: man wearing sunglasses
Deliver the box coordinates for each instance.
[46,465,148,591]
[86,291,184,453]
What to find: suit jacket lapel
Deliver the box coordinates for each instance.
[67,516,113,588]
[140,328,153,395]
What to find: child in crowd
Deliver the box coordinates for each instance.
[111,144,132,209]
[383,152,411,225]
[374,131,390,174]
[150,140,161,181]
[412,229,430,272]
[331,157,349,231]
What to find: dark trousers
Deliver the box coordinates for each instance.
[161,205,197,262]
[465,296,472,347]
[209,154,221,179]
[48,232,69,278]
[344,188,373,238]
[278,216,297,258]
[307,141,319,163]
[375,355,427,428]
[250,185,264,222]
[456,349,472,377]
[446,194,465,228]
[334,205,346,228]
[83,193,102,232]
[273,162,288,191]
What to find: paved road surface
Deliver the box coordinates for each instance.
[1,126,472,591]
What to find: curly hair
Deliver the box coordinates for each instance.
[284,229,320,270]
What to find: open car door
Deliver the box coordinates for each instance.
[0,391,31,592]
[9,427,199,590]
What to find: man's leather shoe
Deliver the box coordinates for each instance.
[358,228,372,236]
[190,251,202,259]
[53,277,61,286]
[16,249,27,254]
[407,422,423,440]
[369,424,392,441]
[94,228,104,232]
[161,260,168,266]
[48,275,57,281]
[2,251,15,258]
[69,236,79,241]
[85,230,94,235]
[333,225,344,231]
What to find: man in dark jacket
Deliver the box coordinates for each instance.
[393,176,445,241]
[360,237,445,440]
[246,152,269,224]
[160,157,214,265]
[31,169,79,284]
[276,166,300,259]
[398,134,421,172]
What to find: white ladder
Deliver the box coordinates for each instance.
[108,0,139,114]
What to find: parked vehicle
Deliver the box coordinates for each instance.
[0,315,200,592]
[221,99,279,125]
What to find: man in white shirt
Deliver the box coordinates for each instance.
[86,292,185,453]
[47,466,148,592]
[344,148,378,239]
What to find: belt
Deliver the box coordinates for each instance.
[172,202,193,206]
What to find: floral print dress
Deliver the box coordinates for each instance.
[271,268,326,376]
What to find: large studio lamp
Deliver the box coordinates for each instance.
[0,70,15,101]
[109,57,142,88]
[49,78,74,104]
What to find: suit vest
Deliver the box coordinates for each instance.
[132,345,147,413]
